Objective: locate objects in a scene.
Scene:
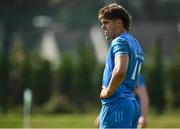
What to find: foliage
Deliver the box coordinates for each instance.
[31,54,52,105]
[142,0,180,22]
[56,0,101,28]
[0,0,180,114]
[57,53,75,99]
[55,43,102,113]
[1,40,180,113]
[0,51,9,113]
[73,43,100,110]
[143,39,165,113]
[168,43,180,108]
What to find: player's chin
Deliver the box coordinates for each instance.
[105,36,111,40]
[105,35,108,40]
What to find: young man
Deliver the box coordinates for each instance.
[98,3,144,128]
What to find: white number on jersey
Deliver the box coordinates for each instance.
[131,60,141,80]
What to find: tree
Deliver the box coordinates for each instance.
[169,43,180,108]
[146,39,165,113]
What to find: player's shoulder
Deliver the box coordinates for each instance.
[112,36,127,46]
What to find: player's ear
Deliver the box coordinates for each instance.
[115,19,124,28]
[116,19,122,25]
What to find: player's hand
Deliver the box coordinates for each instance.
[100,87,113,99]
[94,115,100,128]
[138,116,148,128]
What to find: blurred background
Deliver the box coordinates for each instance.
[0,0,180,128]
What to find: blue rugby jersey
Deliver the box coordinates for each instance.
[101,32,144,104]
[138,75,145,88]
[136,75,145,103]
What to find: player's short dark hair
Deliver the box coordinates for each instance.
[98,3,131,31]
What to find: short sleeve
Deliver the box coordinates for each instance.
[112,39,129,57]
[138,75,145,88]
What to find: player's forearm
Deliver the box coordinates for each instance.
[141,101,148,117]
[107,55,128,95]
[138,87,149,128]
[107,66,126,95]
[141,95,149,117]
[100,55,128,98]
[140,88,149,117]
[139,97,149,128]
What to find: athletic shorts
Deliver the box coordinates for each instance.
[99,100,140,129]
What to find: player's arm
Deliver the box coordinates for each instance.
[100,54,128,98]
[137,86,149,128]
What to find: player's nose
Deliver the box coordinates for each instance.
[101,24,105,30]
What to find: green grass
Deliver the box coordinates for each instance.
[31,113,96,128]
[0,113,96,128]
[147,111,180,128]
[0,111,180,128]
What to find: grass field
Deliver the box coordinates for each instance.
[0,111,180,128]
